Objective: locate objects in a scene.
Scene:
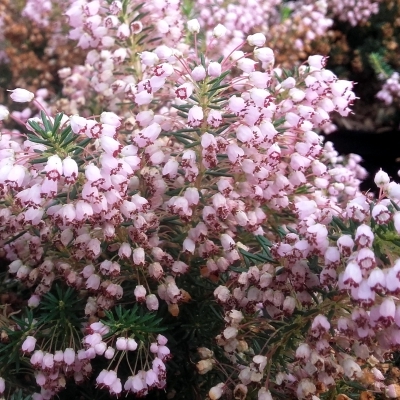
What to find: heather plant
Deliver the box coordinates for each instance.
[0,1,400,400]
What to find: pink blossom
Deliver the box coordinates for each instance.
[191,65,206,81]
[146,294,159,310]
[22,336,37,353]
[175,83,193,100]
[207,62,222,77]
[187,105,203,127]
[355,224,374,247]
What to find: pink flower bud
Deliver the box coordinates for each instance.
[368,268,386,292]
[116,337,128,351]
[134,285,146,301]
[100,136,122,156]
[355,224,374,247]
[22,336,37,353]
[146,294,159,310]
[103,370,118,387]
[42,352,54,370]
[132,247,145,266]
[63,348,75,365]
[127,338,138,351]
[28,295,41,308]
[140,51,159,66]
[254,47,274,64]
[187,105,203,127]
[191,65,206,81]
[337,235,354,256]
[54,350,63,364]
[117,23,130,39]
[149,262,163,279]
[86,274,101,290]
[236,58,256,73]
[162,158,179,178]
[100,112,121,127]
[343,261,362,288]
[118,243,132,259]
[207,62,221,77]
[94,342,107,355]
[380,297,396,326]
[150,342,159,353]
[104,347,115,359]
[62,157,78,184]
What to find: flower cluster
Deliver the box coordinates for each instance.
[86,322,169,397]
[327,0,384,26]
[376,72,400,105]
[206,171,400,398]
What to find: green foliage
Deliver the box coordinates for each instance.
[0,309,35,373]
[101,304,166,342]
[27,111,93,159]
[369,52,395,80]
[8,389,32,400]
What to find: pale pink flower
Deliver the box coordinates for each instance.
[175,83,193,100]
[134,285,146,302]
[116,337,128,351]
[127,338,138,351]
[104,347,115,359]
[247,33,266,47]
[254,47,274,64]
[372,204,391,224]
[132,247,145,266]
[207,62,221,77]
[63,348,75,365]
[22,336,37,353]
[100,112,121,127]
[8,88,34,102]
[191,65,206,81]
[146,294,159,310]
[355,224,374,247]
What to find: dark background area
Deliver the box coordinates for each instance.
[323,129,400,193]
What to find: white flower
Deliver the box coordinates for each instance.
[374,169,390,189]
[100,111,121,127]
[21,336,37,353]
[8,88,35,102]
[247,33,266,47]
[0,105,9,120]
[191,65,206,81]
[207,62,222,77]
[213,24,227,38]
[187,19,200,33]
